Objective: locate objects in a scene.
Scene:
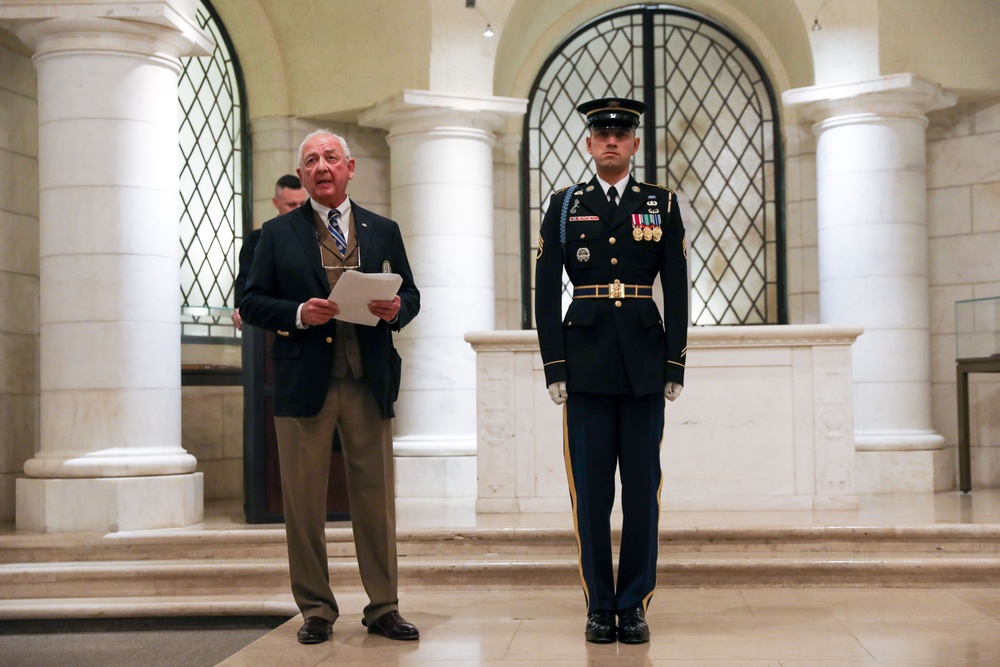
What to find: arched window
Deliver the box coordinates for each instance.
[522,5,785,327]
[178,0,250,338]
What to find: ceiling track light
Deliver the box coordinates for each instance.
[465,0,494,38]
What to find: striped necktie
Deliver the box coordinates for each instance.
[327,209,347,255]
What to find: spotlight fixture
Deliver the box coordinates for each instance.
[466,0,494,38]
[811,0,830,31]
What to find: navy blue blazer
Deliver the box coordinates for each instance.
[241,201,419,419]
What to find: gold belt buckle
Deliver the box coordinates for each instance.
[608,279,624,299]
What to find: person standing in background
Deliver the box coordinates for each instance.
[231,174,308,330]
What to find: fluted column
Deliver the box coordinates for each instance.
[359,90,526,498]
[1,2,212,531]
[784,74,956,492]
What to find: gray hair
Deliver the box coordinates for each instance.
[298,130,351,165]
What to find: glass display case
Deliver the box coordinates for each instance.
[954,296,1000,492]
[956,296,1000,361]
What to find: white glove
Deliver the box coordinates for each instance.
[665,382,683,402]
[547,381,568,405]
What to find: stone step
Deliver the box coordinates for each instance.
[4,524,1000,564]
[2,523,999,619]
[3,551,1000,610]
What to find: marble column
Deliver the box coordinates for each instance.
[359,90,527,498]
[784,74,956,493]
[1,3,212,531]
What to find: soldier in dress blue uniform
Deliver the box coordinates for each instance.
[534,97,688,644]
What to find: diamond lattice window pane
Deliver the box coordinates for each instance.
[523,6,784,327]
[178,1,247,338]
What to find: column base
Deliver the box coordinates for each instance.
[393,435,476,498]
[855,449,954,493]
[15,473,203,533]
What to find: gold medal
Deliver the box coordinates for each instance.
[652,226,663,242]
[633,227,643,241]
[643,227,653,241]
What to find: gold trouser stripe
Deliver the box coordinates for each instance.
[642,428,666,613]
[562,404,589,609]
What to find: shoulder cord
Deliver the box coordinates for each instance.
[559,184,584,250]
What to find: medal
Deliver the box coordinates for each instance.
[643,227,653,241]
[652,226,663,242]
[633,227,643,241]
[576,247,591,262]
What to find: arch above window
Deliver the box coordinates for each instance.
[522,5,785,327]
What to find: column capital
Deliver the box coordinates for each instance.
[358,89,528,137]
[0,0,213,60]
[783,73,956,127]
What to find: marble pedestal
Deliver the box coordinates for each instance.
[16,473,203,533]
[468,325,862,513]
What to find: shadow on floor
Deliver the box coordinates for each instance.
[0,616,291,667]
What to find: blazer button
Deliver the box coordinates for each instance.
[614,300,622,308]
[609,237,617,244]
[567,321,573,327]
[326,337,333,344]
[611,258,618,265]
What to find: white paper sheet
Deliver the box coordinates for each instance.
[328,271,402,326]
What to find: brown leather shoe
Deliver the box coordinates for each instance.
[296,616,332,644]
[364,610,420,640]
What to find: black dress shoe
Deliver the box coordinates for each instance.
[296,616,332,644]
[617,606,650,644]
[364,610,420,640]
[585,610,616,643]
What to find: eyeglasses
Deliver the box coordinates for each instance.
[322,260,361,270]
[316,231,361,270]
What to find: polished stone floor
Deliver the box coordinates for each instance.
[216,490,1000,666]
[217,587,1000,666]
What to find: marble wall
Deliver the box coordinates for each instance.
[927,100,1000,487]
[0,42,38,522]
[783,122,820,326]
[181,385,243,501]
[493,133,523,330]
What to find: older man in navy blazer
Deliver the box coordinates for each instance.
[242,130,420,644]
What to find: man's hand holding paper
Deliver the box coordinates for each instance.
[328,271,403,326]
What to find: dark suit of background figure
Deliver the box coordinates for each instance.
[233,227,261,310]
[241,200,419,627]
[534,175,688,616]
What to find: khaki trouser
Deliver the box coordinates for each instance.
[274,376,398,625]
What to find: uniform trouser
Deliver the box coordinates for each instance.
[564,391,665,614]
[274,376,398,625]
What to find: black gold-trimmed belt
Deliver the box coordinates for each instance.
[573,280,653,299]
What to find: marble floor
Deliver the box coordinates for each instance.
[217,587,1000,666]
[215,490,1000,666]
